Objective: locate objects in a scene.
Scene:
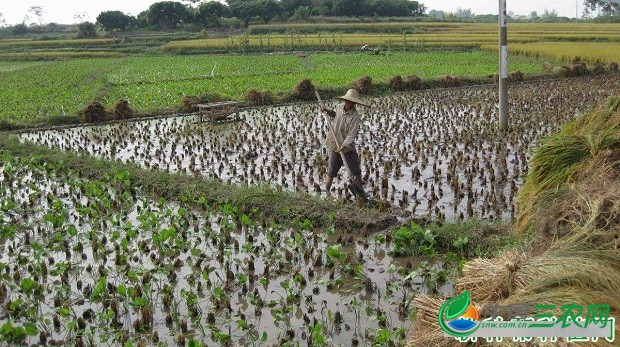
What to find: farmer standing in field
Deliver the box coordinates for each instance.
[320,88,370,202]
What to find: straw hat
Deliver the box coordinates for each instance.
[338,89,370,107]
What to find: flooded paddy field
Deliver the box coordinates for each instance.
[0,153,455,346]
[21,75,620,221]
[6,76,617,346]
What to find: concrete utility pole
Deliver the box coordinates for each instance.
[499,0,508,130]
[576,0,578,18]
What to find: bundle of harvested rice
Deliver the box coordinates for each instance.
[412,294,444,328]
[517,252,620,306]
[406,294,458,347]
[516,99,619,235]
[492,226,620,346]
[456,250,529,303]
[407,97,619,346]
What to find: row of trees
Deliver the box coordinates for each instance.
[95,0,425,31]
[428,8,581,23]
[428,1,619,23]
[94,0,618,32]
[1,0,617,36]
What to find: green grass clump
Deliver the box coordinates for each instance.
[390,219,515,259]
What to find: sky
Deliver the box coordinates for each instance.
[0,0,585,26]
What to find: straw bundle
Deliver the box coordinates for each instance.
[406,294,456,347]
[408,97,619,346]
[516,101,619,235]
[455,250,529,303]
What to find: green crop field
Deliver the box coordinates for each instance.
[0,51,126,60]
[1,22,618,126]
[1,58,122,123]
[0,38,116,48]
[1,51,546,124]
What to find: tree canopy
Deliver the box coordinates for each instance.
[370,0,424,16]
[195,1,229,27]
[84,0,617,33]
[332,0,366,17]
[96,11,135,32]
[228,0,285,26]
[281,0,312,16]
[147,1,192,29]
[103,0,426,29]
[11,23,28,35]
[77,22,97,38]
[584,0,620,16]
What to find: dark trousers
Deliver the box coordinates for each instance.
[327,150,361,177]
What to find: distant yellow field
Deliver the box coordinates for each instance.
[482,42,620,64]
[163,22,620,55]
[1,22,618,65]
[248,22,620,35]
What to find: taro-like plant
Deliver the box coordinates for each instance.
[390,222,436,256]
[325,245,347,264]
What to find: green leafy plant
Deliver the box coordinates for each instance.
[325,245,348,263]
[390,222,436,256]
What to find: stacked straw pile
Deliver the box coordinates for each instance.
[408,96,620,347]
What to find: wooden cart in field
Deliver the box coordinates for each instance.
[196,101,242,123]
